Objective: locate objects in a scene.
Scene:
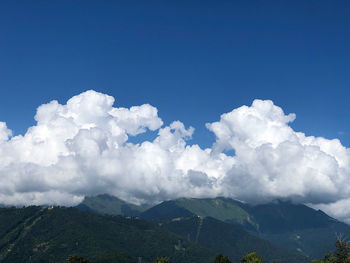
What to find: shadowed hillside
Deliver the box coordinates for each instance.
[140,197,350,259]
[160,215,308,263]
[0,206,214,263]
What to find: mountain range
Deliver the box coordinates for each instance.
[0,194,347,262]
[77,195,350,260]
[139,197,350,260]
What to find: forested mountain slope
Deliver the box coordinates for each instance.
[159,215,308,263]
[140,197,350,259]
[0,206,214,263]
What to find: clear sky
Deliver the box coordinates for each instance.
[1,1,349,148]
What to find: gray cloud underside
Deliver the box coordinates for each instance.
[1,90,350,221]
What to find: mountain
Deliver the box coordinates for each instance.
[73,195,350,260]
[245,200,335,233]
[72,196,309,262]
[140,197,259,232]
[140,197,350,260]
[247,201,350,259]
[75,194,150,216]
[159,215,308,263]
[0,206,214,263]
[141,199,195,220]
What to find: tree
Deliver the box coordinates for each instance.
[334,237,350,263]
[212,254,231,263]
[241,252,263,263]
[65,255,91,263]
[153,257,170,263]
[312,236,350,263]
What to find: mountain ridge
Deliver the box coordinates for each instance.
[75,194,151,216]
[74,194,350,260]
[137,196,350,259]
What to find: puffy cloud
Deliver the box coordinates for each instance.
[0,122,12,142]
[0,91,350,222]
[208,100,350,204]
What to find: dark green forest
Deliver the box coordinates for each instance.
[64,239,350,263]
[0,196,350,263]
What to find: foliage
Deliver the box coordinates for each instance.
[246,201,350,259]
[312,237,350,263]
[142,197,350,260]
[334,238,350,263]
[241,252,263,263]
[65,255,91,263]
[0,206,213,263]
[161,215,308,263]
[212,253,231,263]
[3,198,350,263]
[153,257,171,263]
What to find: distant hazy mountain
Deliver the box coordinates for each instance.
[159,215,308,263]
[140,197,350,259]
[0,206,214,263]
[246,201,350,259]
[75,194,151,216]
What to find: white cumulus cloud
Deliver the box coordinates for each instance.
[0,91,349,222]
[207,99,350,206]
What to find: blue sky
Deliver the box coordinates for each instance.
[1,0,349,148]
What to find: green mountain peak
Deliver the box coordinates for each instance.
[76,194,150,216]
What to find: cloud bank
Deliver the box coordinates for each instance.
[1,90,350,221]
